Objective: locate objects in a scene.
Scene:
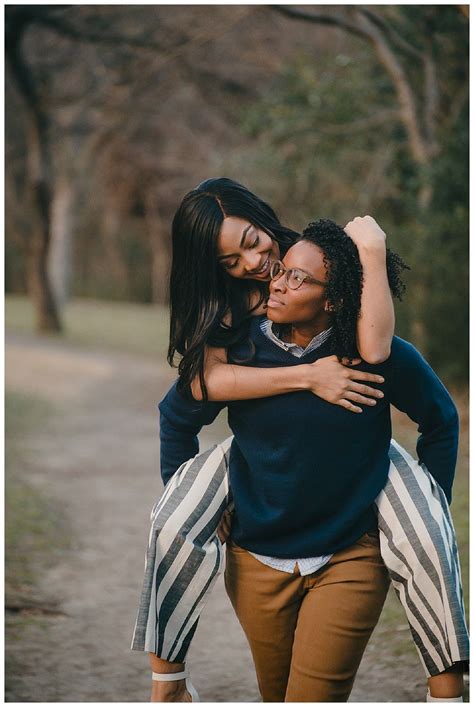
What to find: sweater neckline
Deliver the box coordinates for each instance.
[252,315,334,361]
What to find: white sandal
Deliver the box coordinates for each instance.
[151,668,200,702]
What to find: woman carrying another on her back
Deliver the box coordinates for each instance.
[131,180,468,702]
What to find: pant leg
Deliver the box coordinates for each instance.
[376,439,469,677]
[224,540,305,702]
[131,437,233,661]
[285,529,390,702]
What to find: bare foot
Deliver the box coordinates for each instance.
[150,679,193,702]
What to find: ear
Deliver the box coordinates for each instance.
[325,297,343,312]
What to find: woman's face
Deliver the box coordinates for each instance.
[217,216,280,281]
[267,240,329,327]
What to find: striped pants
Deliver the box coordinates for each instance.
[131,437,469,678]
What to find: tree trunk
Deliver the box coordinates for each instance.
[151,246,171,306]
[144,203,171,305]
[48,179,74,309]
[6,22,61,332]
[102,209,130,297]
[28,224,62,331]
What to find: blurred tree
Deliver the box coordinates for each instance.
[267,5,468,355]
[230,5,467,373]
[5,6,468,381]
[5,5,257,325]
[6,7,62,331]
[422,101,469,380]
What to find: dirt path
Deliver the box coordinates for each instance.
[5,330,449,702]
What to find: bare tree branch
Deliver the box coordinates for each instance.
[353,9,429,166]
[357,6,423,60]
[270,5,369,40]
[270,5,430,166]
[37,7,255,75]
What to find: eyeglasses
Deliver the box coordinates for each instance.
[269,260,327,290]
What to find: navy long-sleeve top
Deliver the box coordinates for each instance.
[159,316,459,558]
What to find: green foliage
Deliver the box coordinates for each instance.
[235,13,468,381]
[241,48,397,225]
[422,107,468,380]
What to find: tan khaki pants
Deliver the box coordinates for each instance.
[224,529,390,702]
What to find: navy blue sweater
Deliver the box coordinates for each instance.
[159,317,459,557]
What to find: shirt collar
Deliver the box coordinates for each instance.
[261,317,333,356]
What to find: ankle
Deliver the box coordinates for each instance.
[149,653,185,675]
[427,689,463,702]
[151,679,188,702]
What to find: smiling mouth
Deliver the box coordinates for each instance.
[249,255,271,276]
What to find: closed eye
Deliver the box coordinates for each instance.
[221,231,259,270]
[249,235,259,248]
[223,258,239,270]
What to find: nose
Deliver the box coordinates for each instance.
[243,251,263,273]
[270,272,287,293]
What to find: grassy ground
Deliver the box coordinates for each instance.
[5,294,170,360]
[5,390,72,603]
[5,294,169,607]
[5,293,170,607]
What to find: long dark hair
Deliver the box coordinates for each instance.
[299,219,410,360]
[168,177,299,399]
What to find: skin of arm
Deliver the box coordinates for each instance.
[344,216,394,364]
[190,344,385,408]
[190,300,329,402]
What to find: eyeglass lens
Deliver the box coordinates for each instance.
[270,261,306,289]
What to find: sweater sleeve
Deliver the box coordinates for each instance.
[388,339,459,504]
[158,381,226,485]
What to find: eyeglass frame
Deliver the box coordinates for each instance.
[269,260,327,290]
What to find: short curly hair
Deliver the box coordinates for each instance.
[299,219,410,361]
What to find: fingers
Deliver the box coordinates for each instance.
[339,399,363,414]
[346,381,384,398]
[217,521,231,543]
[344,391,378,406]
[217,509,233,544]
[339,384,385,411]
[346,369,385,384]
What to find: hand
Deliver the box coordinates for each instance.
[344,215,386,253]
[306,355,385,413]
[217,503,234,544]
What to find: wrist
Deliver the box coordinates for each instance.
[298,363,316,392]
[356,242,386,259]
